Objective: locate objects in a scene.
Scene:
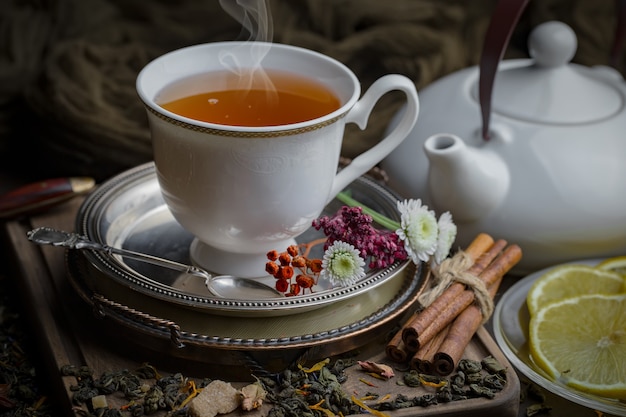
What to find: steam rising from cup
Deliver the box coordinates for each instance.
[218,0,277,103]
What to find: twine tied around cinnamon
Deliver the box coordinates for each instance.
[418,251,494,324]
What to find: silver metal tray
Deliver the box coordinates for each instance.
[66,247,424,374]
[74,162,413,317]
[66,249,423,364]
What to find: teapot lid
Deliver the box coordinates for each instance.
[482,21,623,124]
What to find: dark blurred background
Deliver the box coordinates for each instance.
[0,0,624,184]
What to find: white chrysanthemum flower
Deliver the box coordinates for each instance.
[433,211,457,265]
[320,241,366,286]
[395,199,438,264]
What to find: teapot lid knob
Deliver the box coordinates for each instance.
[478,20,623,124]
[528,21,577,68]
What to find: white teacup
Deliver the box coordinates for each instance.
[136,42,419,278]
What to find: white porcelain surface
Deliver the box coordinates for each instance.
[382,21,626,273]
[136,42,418,277]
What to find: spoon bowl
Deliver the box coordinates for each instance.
[26,227,283,299]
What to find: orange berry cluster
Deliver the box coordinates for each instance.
[265,244,322,296]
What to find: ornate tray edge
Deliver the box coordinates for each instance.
[66,249,424,352]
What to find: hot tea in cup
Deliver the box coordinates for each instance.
[159,69,341,126]
[136,41,419,278]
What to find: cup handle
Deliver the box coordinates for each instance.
[327,74,419,203]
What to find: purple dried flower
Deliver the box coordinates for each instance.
[313,206,407,269]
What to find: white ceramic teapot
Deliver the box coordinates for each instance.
[382,16,626,273]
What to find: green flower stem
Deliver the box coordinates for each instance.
[336,191,401,231]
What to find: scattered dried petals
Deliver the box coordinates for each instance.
[359,378,378,387]
[377,393,392,403]
[358,361,395,379]
[367,372,388,380]
[351,395,391,417]
[240,382,267,411]
[419,375,447,388]
[308,399,336,416]
[359,395,378,401]
[298,358,330,373]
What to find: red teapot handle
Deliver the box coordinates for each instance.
[479,0,626,141]
[478,0,529,141]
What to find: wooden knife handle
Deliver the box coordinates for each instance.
[0,177,95,219]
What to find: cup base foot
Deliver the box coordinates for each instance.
[190,238,298,279]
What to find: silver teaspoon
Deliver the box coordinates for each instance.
[26,227,283,299]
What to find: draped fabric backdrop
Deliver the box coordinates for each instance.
[0,0,622,180]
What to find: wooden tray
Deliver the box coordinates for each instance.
[2,196,520,417]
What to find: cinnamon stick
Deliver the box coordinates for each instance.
[433,244,522,375]
[400,234,494,350]
[410,323,450,373]
[386,311,418,362]
[461,233,496,261]
[386,265,435,360]
[402,238,506,352]
[433,279,501,376]
[475,244,522,289]
[410,240,514,351]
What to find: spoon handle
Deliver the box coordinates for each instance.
[26,227,210,279]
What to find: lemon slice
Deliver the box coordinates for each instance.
[528,294,626,398]
[526,264,626,315]
[596,256,626,277]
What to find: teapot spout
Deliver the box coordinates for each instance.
[424,134,509,222]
